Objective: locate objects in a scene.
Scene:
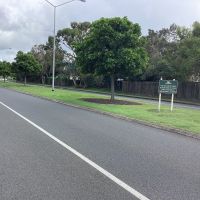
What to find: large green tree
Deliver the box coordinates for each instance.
[0,61,11,82]
[13,51,42,85]
[75,17,148,100]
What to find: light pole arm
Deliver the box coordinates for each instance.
[44,0,55,7]
[56,0,76,7]
[44,0,85,7]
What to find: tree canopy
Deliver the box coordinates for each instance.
[0,61,11,82]
[144,22,200,82]
[13,51,42,84]
[7,18,200,89]
[57,22,91,86]
[174,37,200,81]
[75,17,148,100]
[31,36,65,84]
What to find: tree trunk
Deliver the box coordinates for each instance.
[3,76,5,83]
[41,75,45,85]
[24,75,27,85]
[110,75,115,101]
[72,77,77,87]
[83,80,87,88]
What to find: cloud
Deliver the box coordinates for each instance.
[1,0,200,61]
[0,0,51,53]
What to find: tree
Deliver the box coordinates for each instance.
[167,22,200,81]
[174,37,200,81]
[13,51,42,85]
[0,61,11,82]
[192,21,200,37]
[75,17,148,100]
[144,24,192,81]
[31,36,65,84]
[57,22,91,87]
[31,44,47,84]
[58,21,91,52]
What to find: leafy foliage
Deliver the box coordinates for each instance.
[57,22,91,86]
[75,17,148,99]
[12,18,200,88]
[31,36,65,83]
[13,51,42,84]
[144,23,200,81]
[174,37,200,81]
[57,22,91,52]
[0,61,12,82]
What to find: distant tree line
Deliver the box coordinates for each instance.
[0,61,12,82]
[144,22,200,82]
[1,17,200,99]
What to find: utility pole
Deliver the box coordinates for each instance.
[44,0,86,91]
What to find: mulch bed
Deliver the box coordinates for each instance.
[81,98,142,105]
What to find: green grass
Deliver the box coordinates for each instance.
[1,81,200,134]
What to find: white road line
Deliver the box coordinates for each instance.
[0,101,150,200]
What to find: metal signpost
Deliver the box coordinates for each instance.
[158,78,178,112]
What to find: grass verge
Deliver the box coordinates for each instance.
[0,81,200,135]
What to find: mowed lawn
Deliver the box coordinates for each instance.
[0,81,200,134]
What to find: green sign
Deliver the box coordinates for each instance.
[159,80,178,94]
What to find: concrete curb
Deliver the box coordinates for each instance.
[4,87,200,141]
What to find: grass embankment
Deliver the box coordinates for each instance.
[0,81,200,134]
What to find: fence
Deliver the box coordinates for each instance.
[122,81,200,102]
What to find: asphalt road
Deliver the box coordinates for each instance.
[0,88,200,200]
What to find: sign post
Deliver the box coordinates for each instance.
[171,93,174,112]
[158,77,162,112]
[158,79,178,112]
[158,93,162,112]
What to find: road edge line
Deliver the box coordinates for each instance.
[0,101,150,200]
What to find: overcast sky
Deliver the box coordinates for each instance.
[1,0,200,61]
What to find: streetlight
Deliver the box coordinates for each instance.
[44,0,86,91]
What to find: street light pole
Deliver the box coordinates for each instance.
[52,6,56,91]
[44,0,86,91]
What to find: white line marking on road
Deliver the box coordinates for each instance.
[0,101,150,200]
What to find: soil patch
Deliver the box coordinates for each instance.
[81,98,142,105]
